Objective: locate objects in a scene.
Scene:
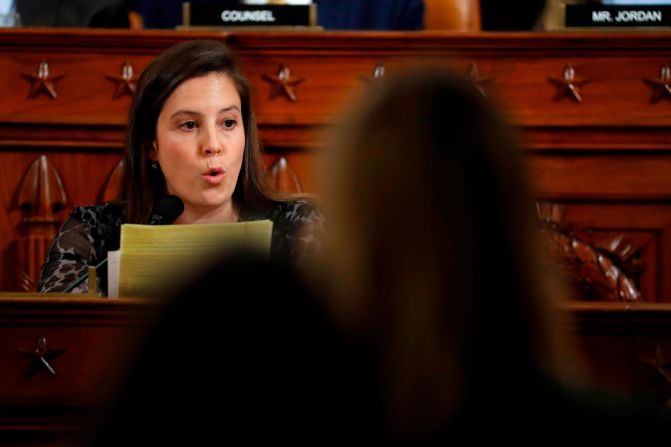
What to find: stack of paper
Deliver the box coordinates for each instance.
[108,220,273,298]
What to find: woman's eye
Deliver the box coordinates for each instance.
[180,121,197,130]
[222,119,236,129]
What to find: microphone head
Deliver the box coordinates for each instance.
[149,195,184,225]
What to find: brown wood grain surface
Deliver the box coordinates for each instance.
[1,29,671,302]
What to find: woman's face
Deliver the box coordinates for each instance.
[152,72,245,220]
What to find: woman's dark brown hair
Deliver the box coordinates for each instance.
[122,39,279,223]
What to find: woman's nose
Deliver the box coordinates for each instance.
[201,125,222,155]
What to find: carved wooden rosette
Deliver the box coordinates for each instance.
[16,155,67,291]
[268,157,302,193]
[100,159,125,203]
[536,202,643,302]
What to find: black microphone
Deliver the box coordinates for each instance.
[149,195,185,225]
[61,195,184,293]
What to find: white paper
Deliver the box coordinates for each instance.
[107,249,120,298]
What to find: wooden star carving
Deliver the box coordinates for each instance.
[18,335,66,377]
[21,60,65,99]
[644,64,671,103]
[548,64,590,103]
[638,340,671,386]
[359,64,386,85]
[106,61,137,99]
[262,64,305,102]
[468,63,494,97]
[372,64,386,80]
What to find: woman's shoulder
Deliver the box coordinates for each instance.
[69,201,124,227]
[267,198,323,225]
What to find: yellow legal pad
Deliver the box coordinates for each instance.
[115,220,273,297]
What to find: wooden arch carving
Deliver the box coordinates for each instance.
[100,159,125,203]
[15,155,68,291]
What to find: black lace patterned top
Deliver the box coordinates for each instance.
[37,199,323,294]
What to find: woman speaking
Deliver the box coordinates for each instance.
[38,40,321,294]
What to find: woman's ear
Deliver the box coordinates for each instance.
[148,141,158,161]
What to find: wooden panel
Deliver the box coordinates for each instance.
[557,204,671,300]
[0,151,123,291]
[1,29,671,297]
[1,54,148,125]
[569,302,671,402]
[634,335,671,406]
[0,298,668,445]
[0,297,152,445]
[492,57,671,126]
[528,153,671,200]
[3,30,671,148]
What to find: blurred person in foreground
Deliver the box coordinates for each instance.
[315,68,670,443]
[38,40,322,294]
[86,251,372,446]
[86,69,669,446]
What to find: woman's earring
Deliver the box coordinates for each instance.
[151,162,158,170]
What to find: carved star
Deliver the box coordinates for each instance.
[21,60,65,99]
[549,64,590,103]
[638,340,671,386]
[262,64,305,102]
[18,335,65,377]
[359,63,386,86]
[106,61,137,99]
[468,63,494,97]
[644,64,671,103]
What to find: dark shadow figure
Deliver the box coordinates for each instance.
[87,251,378,446]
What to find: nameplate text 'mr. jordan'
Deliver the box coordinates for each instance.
[566,4,671,28]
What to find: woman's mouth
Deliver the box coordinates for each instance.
[203,167,225,185]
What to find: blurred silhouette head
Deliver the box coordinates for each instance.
[89,250,370,446]
[321,69,568,437]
